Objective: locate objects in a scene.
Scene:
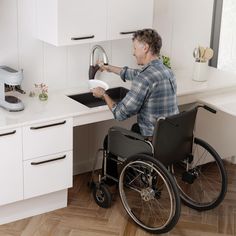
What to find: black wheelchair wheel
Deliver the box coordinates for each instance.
[93,183,112,208]
[171,137,227,211]
[119,154,181,234]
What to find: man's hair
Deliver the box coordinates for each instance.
[132,29,162,55]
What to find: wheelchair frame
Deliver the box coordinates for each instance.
[90,105,228,234]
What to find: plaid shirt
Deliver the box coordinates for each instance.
[111,59,179,136]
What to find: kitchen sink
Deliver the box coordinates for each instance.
[68,87,129,108]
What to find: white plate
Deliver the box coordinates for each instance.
[88,80,109,90]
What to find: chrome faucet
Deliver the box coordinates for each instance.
[89,45,109,80]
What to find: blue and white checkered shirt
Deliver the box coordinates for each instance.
[111,59,179,137]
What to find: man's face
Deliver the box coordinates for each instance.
[133,39,147,65]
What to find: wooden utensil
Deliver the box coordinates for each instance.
[203,48,214,61]
[199,46,205,62]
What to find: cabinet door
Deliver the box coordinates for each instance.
[36,0,107,46]
[58,0,107,45]
[22,118,73,160]
[0,128,23,206]
[107,0,154,40]
[24,151,72,199]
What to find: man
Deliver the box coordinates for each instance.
[91,28,179,139]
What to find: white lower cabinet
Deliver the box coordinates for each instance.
[0,117,73,220]
[22,118,73,160]
[23,151,72,199]
[22,118,73,199]
[0,128,23,206]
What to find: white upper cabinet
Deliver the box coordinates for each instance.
[107,0,154,40]
[35,0,154,46]
[35,0,107,46]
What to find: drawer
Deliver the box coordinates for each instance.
[23,151,72,199]
[23,118,73,160]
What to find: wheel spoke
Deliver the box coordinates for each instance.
[171,138,226,210]
[119,156,180,233]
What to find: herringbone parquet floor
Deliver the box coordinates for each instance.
[0,161,235,236]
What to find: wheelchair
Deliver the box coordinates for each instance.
[90,105,227,234]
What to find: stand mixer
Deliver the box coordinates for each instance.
[0,66,24,111]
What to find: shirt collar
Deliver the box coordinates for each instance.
[141,59,162,71]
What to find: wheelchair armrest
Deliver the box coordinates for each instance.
[109,126,146,141]
[108,126,152,159]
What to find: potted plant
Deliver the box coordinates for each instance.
[35,83,48,101]
[161,55,171,69]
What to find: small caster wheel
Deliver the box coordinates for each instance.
[93,183,112,208]
[87,180,95,189]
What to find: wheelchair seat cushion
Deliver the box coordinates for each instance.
[108,126,153,159]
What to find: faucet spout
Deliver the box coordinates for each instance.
[89,64,100,81]
[89,45,109,80]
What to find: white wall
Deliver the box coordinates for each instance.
[0,0,214,93]
[218,0,236,73]
[154,0,214,70]
[0,0,215,174]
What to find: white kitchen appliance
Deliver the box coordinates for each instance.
[0,66,24,111]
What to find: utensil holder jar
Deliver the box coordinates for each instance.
[192,62,208,82]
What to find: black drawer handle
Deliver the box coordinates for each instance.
[71,35,95,40]
[0,130,16,137]
[120,31,137,35]
[31,155,66,165]
[30,120,66,130]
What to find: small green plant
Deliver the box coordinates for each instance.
[161,55,171,69]
[35,83,48,101]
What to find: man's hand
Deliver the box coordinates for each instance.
[91,87,106,99]
[99,64,110,72]
[91,86,116,111]
[98,63,122,75]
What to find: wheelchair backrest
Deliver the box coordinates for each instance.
[152,107,198,166]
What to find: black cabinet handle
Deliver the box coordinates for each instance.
[120,31,137,35]
[0,130,16,137]
[30,120,66,130]
[31,155,66,165]
[71,35,95,40]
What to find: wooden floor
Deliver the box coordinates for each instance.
[0,161,235,236]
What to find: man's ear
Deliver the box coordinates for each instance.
[143,43,150,53]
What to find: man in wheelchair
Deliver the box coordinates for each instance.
[91,28,179,140]
[90,29,227,234]
[91,28,179,180]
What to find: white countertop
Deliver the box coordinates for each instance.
[175,66,236,96]
[198,88,236,117]
[0,92,82,130]
[1,66,236,130]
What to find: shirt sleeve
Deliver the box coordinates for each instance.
[112,74,149,120]
[120,66,142,82]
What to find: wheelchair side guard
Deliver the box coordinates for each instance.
[108,127,152,159]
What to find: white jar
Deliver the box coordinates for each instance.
[192,62,209,82]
